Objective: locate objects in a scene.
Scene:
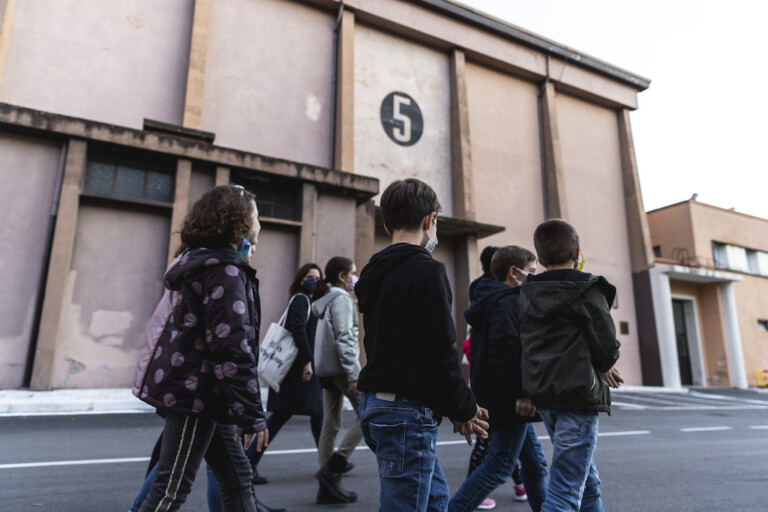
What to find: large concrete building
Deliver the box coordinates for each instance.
[647,199,768,389]
[0,0,653,390]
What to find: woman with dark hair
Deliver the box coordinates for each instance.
[310,256,362,505]
[245,263,325,484]
[132,184,279,512]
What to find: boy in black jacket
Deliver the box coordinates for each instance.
[519,219,623,512]
[355,178,489,511]
[449,246,548,512]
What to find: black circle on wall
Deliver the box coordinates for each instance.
[380,91,423,147]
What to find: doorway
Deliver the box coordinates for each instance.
[672,300,694,385]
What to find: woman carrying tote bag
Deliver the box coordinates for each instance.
[245,263,325,485]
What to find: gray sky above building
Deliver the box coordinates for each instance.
[460,0,768,219]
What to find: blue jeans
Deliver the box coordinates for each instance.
[538,410,603,512]
[359,392,449,512]
[448,422,548,512]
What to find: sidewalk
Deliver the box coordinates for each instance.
[1,386,765,416]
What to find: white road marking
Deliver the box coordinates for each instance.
[749,425,768,429]
[0,430,655,470]
[680,426,732,432]
[0,409,153,418]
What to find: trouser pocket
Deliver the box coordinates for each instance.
[363,421,406,477]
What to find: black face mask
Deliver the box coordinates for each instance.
[301,278,317,294]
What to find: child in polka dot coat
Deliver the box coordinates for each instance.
[132,185,275,512]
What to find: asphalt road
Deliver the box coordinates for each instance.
[2,388,767,512]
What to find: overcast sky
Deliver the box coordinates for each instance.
[459,0,768,219]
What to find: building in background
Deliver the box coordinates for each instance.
[647,199,768,389]
[0,0,652,390]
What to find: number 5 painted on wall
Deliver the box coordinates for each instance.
[392,94,412,143]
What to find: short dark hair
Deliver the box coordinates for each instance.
[179,185,256,253]
[479,246,498,274]
[533,219,580,267]
[380,178,441,232]
[491,246,536,281]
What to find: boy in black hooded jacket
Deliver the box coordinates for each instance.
[519,219,623,512]
[355,178,489,511]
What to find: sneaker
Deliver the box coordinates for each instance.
[477,497,496,510]
[513,484,528,502]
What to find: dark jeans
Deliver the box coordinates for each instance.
[247,410,323,468]
[138,411,257,512]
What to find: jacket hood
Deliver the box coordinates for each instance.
[355,243,431,313]
[311,286,348,317]
[164,247,251,291]
[465,277,516,327]
[520,270,615,319]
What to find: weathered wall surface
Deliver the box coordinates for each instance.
[202,0,334,166]
[556,93,642,384]
[1,0,193,128]
[354,25,453,214]
[52,204,170,388]
[314,193,357,270]
[465,62,544,253]
[0,134,61,388]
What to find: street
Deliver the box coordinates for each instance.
[2,389,767,512]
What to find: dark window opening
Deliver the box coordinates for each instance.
[84,153,175,203]
[652,245,661,258]
[758,320,768,332]
[619,321,629,335]
[232,171,300,221]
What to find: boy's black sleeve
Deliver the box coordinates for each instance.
[583,289,621,373]
[486,297,525,401]
[415,260,477,423]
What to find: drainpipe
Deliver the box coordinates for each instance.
[329,0,344,170]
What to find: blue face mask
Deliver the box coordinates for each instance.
[301,277,317,294]
[239,238,251,261]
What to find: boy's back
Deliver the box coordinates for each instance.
[355,242,475,421]
[519,268,620,413]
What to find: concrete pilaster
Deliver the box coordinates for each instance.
[0,0,16,92]
[449,49,475,221]
[540,81,568,220]
[30,139,87,390]
[649,267,682,388]
[618,108,654,272]
[299,183,317,266]
[167,159,192,264]
[719,282,748,389]
[214,166,230,186]
[333,9,354,173]
[182,0,212,129]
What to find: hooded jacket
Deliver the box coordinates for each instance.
[465,278,535,425]
[133,247,266,434]
[518,269,620,414]
[355,243,477,423]
[311,286,360,381]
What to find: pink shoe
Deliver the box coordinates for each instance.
[477,497,496,510]
[513,484,528,502]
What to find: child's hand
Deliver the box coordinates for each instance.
[602,367,624,388]
[515,397,536,417]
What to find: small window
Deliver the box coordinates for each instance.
[758,320,768,332]
[84,154,175,203]
[652,245,661,258]
[232,172,299,221]
[713,242,727,269]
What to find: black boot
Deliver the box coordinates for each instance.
[254,496,285,512]
[340,460,355,474]
[314,453,357,504]
[251,465,268,485]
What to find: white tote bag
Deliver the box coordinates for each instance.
[257,295,309,392]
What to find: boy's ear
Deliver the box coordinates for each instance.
[422,212,436,231]
[573,246,581,260]
[384,224,392,237]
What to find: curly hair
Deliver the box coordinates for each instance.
[179,185,256,252]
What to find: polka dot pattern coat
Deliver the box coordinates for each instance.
[133,247,266,435]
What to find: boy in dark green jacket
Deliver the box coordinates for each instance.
[519,219,623,512]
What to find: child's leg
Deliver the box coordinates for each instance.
[538,410,601,512]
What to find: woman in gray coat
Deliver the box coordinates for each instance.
[310,256,361,505]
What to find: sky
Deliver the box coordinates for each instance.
[459,0,768,219]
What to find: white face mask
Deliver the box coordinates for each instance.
[514,267,531,286]
[424,214,438,253]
